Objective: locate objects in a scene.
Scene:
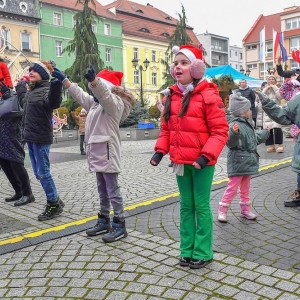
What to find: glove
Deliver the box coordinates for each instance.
[0,81,10,95]
[84,64,96,82]
[256,91,269,104]
[150,152,163,166]
[52,67,67,83]
[291,79,300,86]
[195,156,209,169]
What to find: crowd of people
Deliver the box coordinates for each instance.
[1,47,300,269]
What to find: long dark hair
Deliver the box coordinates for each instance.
[163,79,200,121]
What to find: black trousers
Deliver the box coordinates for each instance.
[80,134,85,151]
[265,128,283,146]
[0,158,32,196]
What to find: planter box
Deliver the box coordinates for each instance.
[120,128,160,141]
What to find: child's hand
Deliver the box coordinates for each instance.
[232,122,239,133]
[192,162,201,169]
[84,65,96,82]
[266,126,271,132]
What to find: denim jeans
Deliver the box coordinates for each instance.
[27,142,58,202]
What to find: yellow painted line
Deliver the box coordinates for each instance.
[0,159,292,247]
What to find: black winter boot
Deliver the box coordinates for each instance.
[102,217,127,243]
[86,214,111,236]
[284,190,300,207]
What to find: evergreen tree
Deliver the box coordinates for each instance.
[63,0,104,91]
[119,102,149,128]
[158,4,192,92]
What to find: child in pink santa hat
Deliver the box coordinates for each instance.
[150,44,228,269]
[52,65,135,243]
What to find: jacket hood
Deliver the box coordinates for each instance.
[111,86,136,121]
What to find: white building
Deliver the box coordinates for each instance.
[229,45,243,71]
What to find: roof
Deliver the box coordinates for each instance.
[243,13,281,44]
[280,6,300,16]
[104,0,199,45]
[39,0,120,21]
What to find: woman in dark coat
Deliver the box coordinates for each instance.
[0,69,34,206]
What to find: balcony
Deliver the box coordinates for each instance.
[212,59,228,65]
[211,45,227,52]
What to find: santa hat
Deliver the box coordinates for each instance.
[170,44,206,81]
[96,69,123,90]
[80,108,87,114]
[173,44,203,62]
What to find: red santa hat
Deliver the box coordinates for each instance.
[173,44,203,62]
[96,69,123,90]
[171,44,206,80]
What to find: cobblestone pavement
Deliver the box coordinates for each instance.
[1,137,300,299]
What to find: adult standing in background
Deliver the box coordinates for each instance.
[262,75,284,153]
[237,79,256,127]
[0,60,34,205]
[71,108,87,155]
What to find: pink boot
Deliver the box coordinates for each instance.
[218,202,230,223]
[240,201,257,220]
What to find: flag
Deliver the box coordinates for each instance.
[259,27,265,63]
[273,30,288,63]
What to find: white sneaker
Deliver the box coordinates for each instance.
[240,212,257,220]
[218,213,228,223]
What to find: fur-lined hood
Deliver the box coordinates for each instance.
[111,86,136,121]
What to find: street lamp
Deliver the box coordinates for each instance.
[240,67,251,76]
[132,57,150,107]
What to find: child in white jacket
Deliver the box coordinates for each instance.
[52,65,135,243]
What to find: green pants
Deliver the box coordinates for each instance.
[176,165,214,261]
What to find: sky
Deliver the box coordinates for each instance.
[117,0,300,47]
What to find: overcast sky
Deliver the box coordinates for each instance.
[128,0,300,46]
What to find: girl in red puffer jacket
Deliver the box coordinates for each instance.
[150,44,228,269]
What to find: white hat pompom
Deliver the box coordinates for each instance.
[161,88,171,96]
[172,46,180,55]
[186,84,194,93]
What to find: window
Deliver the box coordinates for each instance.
[291,38,300,51]
[0,29,10,49]
[286,17,300,30]
[133,47,138,59]
[247,44,257,50]
[53,13,62,26]
[260,63,273,77]
[91,22,96,33]
[104,23,111,35]
[235,64,238,69]
[240,53,242,59]
[151,50,156,62]
[165,53,169,64]
[291,60,300,69]
[105,48,111,62]
[152,72,157,85]
[230,51,231,57]
[265,42,273,56]
[134,70,139,84]
[21,32,30,51]
[55,41,62,57]
[247,63,257,69]
[235,51,237,56]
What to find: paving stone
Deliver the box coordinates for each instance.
[126,295,148,300]
[45,286,69,297]
[254,265,277,275]
[273,269,295,280]
[105,291,129,300]
[275,280,299,292]
[255,274,279,286]
[233,291,260,300]
[85,289,109,299]
[214,285,240,297]
[137,274,161,284]
[238,270,261,280]
[25,287,48,296]
[161,288,186,299]
[199,279,221,291]
[277,293,300,300]
[5,287,28,297]
[183,292,208,300]
[86,279,108,289]
[106,280,127,290]
[123,282,147,292]
[238,280,262,292]
[256,286,283,299]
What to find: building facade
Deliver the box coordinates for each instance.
[104,0,199,106]
[0,0,40,80]
[242,6,300,80]
[229,45,243,71]
[38,0,123,72]
[197,32,229,68]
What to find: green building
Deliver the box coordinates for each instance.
[38,0,123,72]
